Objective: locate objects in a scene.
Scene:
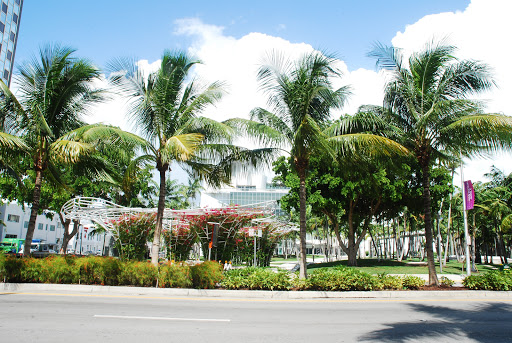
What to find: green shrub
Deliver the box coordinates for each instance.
[190,261,223,289]
[20,258,42,283]
[439,276,454,287]
[2,256,27,283]
[119,261,158,287]
[376,274,404,290]
[100,257,122,286]
[299,266,377,291]
[221,267,291,290]
[158,263,192,288]
[463,270,512,290]
[402,275,425,289]
[37,256,79,284]
[75,256,104,285]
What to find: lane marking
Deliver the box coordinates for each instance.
[94,314,230,322]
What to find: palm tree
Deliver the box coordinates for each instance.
[109,50,258,265]
[360,40,512,285]
[227,51,351,278]
[0,45,143,257]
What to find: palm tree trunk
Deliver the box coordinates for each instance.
[298,167,308,279]
[421,164,439,286]
[23,169,43,256]
[151,167,167,266]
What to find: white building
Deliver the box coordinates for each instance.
[0,201,64,247]
[0,201,109,254]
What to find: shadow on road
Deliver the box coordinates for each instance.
[359,302,512,342]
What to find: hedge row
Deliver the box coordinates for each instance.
[0,255,222,289]
[17,255,512,291]
[220,266,426,291]
[463,269,512,290]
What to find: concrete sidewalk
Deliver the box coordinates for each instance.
[2,282,511,300]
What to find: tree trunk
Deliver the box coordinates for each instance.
[151,166,167,266]
[297,166,308,279]
[421,163,439,286]
[23,169,43,257]
[58,214,79,254]
[347,200,357,266]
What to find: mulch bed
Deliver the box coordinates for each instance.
[418,285,469,291]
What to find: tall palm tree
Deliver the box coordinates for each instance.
[227,51,351,278]
[109,50,266,265]
[0,45,143,257]
[358,40,512,285]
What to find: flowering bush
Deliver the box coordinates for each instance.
[110,213,155,261]
[185,208,260,263]
[235,224,290,267]
[162,223,196,261]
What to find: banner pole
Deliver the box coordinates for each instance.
[460,154,471,276]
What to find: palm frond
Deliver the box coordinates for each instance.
[329,133,410,158]
[224,116,289,149]
[442,114,512,156]
[160,133,204,164]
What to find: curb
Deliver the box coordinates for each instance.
[2,283,512,300]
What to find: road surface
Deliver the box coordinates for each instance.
[1,291,511,342]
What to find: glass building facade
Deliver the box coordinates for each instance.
[201,185,290,217]
[0,0,22,86]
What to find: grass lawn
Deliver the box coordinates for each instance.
[306,258,498,275]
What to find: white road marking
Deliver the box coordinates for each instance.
[94,314,230,322]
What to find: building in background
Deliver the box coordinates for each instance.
[0,201,109,254]
[0,0,23,86]
[200,173,289,216]
[0,201,64,248]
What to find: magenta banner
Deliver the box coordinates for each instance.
[464,180,475,210]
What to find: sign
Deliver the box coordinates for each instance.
[257,229,262,238]
[464,180,475,210]
[248,228,255,237]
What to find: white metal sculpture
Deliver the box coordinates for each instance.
[60,196,282,233]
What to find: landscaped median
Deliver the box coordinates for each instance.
[1,255,511,291]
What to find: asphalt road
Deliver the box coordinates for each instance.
[1,292,512,343]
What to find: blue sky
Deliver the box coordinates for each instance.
[13,0,512,183]
[16,0,469,70]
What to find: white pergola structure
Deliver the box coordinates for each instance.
[60,197,294,247]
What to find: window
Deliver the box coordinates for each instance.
[7,214,20,222]
[13,13,17,24]
[45,224,48,231]
[4,69,9,80]
[5,234,16,238]
[50,225,56,232]
[1,3,7,14]
[9,31,15,42]
[23,221,28,228]
[0,21,4,33]
[15,0,20,5]
[38,223,43,230]
[6,50,11,61]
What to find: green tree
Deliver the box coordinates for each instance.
[109,50,267,265]
[229,51,351,278]
[0,45,142,257]
[358,40,512,285]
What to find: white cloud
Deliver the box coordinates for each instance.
[389,0,512,182]
[90,0,512,182]
[172,18,383,121]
